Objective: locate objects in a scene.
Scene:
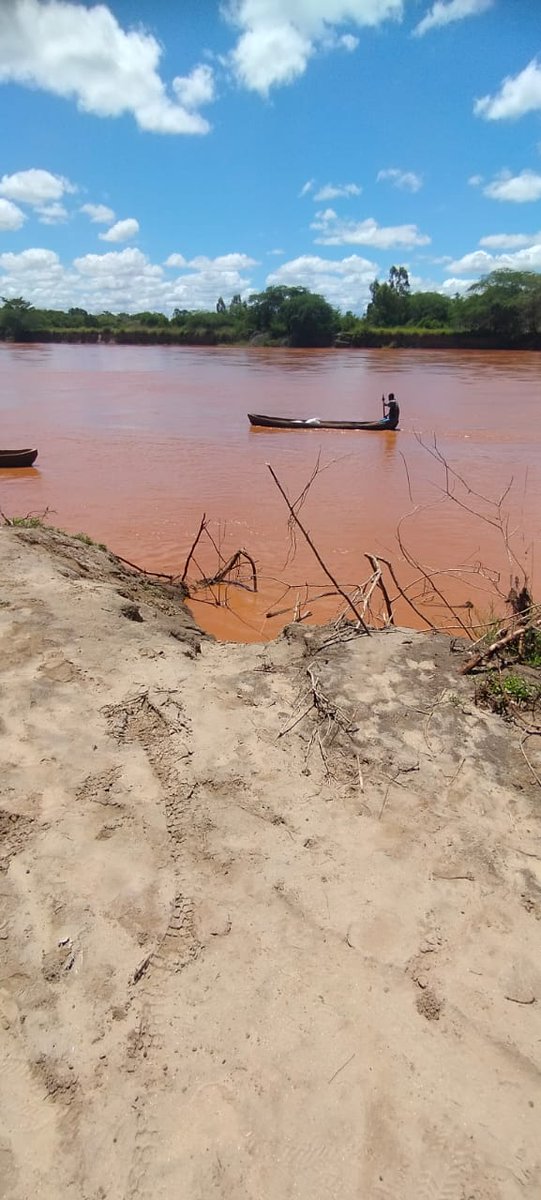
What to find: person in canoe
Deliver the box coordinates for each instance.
[382,393,400,428]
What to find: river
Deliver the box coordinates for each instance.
[1,342,539,641]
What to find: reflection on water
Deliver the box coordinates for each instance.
[1,342,539,641]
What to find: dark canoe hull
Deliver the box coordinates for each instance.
[0,449,38,468]
[248,413,398,431]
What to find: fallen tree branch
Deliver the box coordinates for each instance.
[266,461,370,635]
[180,511,207,583]
[365,554,394,625]
[195,547,258,592]
[115,552,176,582]
[460,617,541,675]
[377,556,440,632]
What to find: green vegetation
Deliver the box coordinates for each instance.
[475,671,540,717]
[0,285,338,349]
[3,514,106,550]
[7,514,47,528]
[74,532,108,550]
[1,269,541,348]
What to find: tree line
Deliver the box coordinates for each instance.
[1,269,540,348]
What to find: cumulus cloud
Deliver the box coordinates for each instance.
[468,174,483,187]
[0,0,214,135]
[475,58,541,121]
[483,170,541,203]
[99,218,140,244]
[448,243,541,273]
[173,64,215,109]
[0,198,26,231]
[377,167,423,192]
[479,232,538,250]
[74,247,160,278]
[314,182,362,201]
[311,209,430,248]
[267,252,378,311]
[440,276,475,295]
[414,0,492,37]
[0,247,62,274]
[225,0,403,94]
[80,203,115,224]
[188,253,258,271]
[165,254,187,268]
[0,168,75,206]
[0,245,259,313]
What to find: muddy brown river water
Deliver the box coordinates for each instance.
[1,342,539,640]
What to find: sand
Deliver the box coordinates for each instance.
[0,525,540,1199]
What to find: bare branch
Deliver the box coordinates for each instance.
[267,461,371,635]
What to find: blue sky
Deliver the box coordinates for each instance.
[0,0,540,314]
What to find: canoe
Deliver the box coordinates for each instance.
[0,449,38,468]
[248,413,398,431]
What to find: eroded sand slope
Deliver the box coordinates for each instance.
[1,527,540,1199]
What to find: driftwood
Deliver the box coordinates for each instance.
[115,553,176,582]
[460,617,541,676]
[195,548,258,593]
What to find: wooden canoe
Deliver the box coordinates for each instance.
[248,413,398,431]
[0,449,38,468]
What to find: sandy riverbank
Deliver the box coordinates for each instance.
[1,525,540,1199]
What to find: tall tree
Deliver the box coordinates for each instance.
[388,265,410,295]
[0,297,37,341]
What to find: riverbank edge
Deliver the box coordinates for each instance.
[2,329,541,350]
[1,520,541,1199]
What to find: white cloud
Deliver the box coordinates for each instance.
[267,248,285,256]
[0,247,65,304]
[414,0,492,37]
[99,218,140,244]
[448,243,541,274]
[468,174,483,187]
[0,0,214,135]
[311,209,430,247]
[340,33,359,50]
[74,247,161,279]
[479,232,538,250]
[299,179,315,197]
[483,170,541,204]
[267,252,378,310]
[80,203,115,224]
[173,64,215,109]
[440,276,475,295]
[0,198,26,231]
[188,253,258,271]
[377,167,423,192]
[0,168,75,206]
[0,245,259,313]
[36,202,68,225]
[314,182,362,200]
[0,247,62,273]
[225,0,403,94]
[165,254,187,268]
[475,58,541,121]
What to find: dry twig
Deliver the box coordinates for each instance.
[267,460,371,634]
